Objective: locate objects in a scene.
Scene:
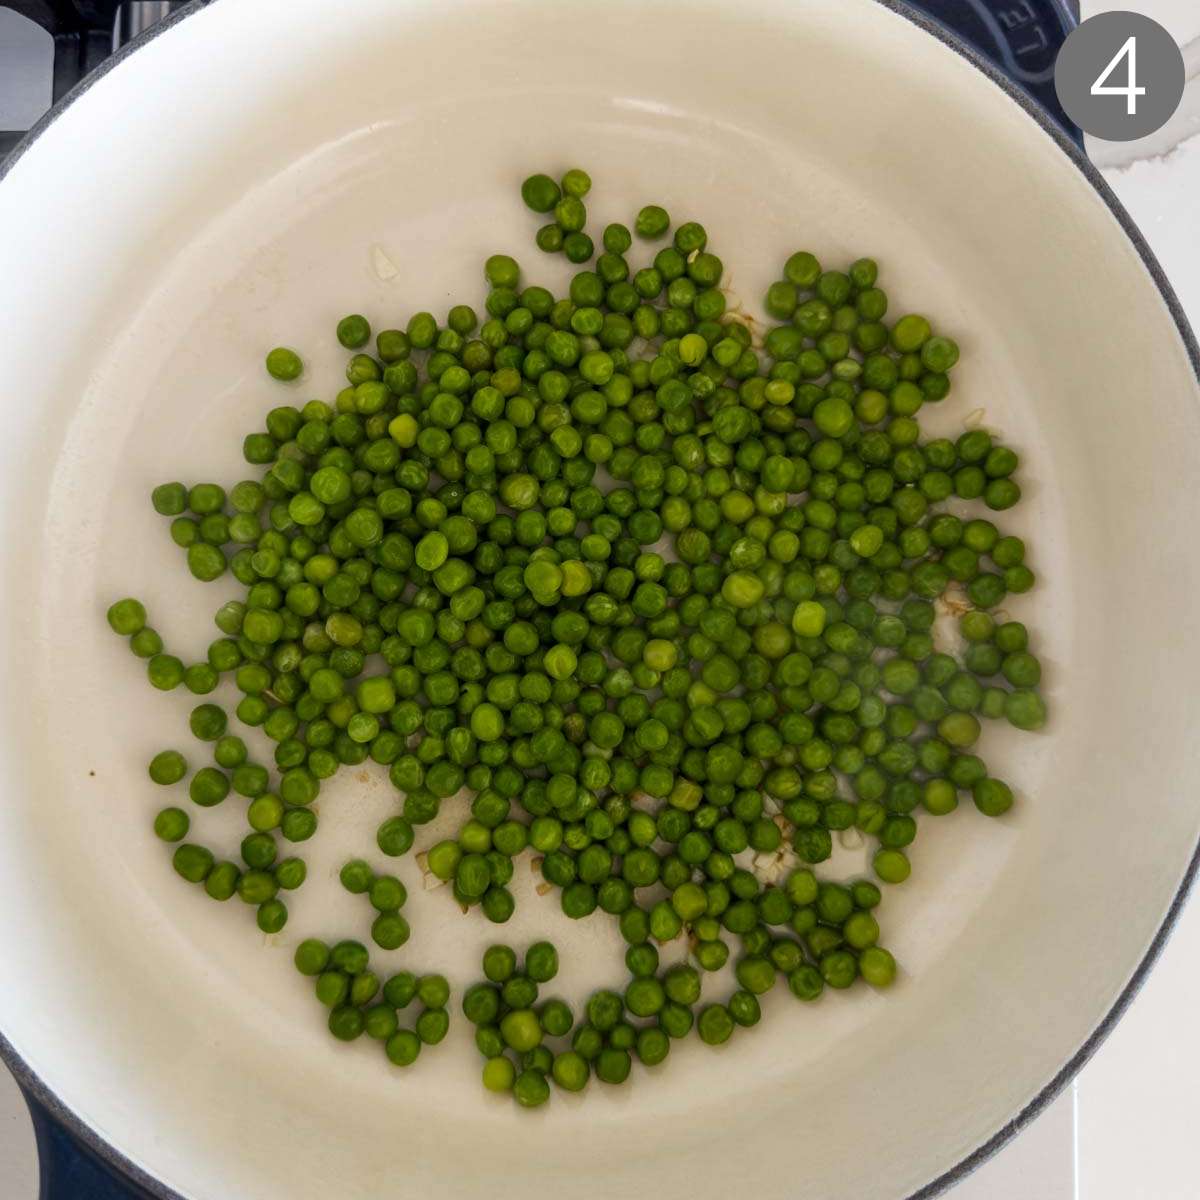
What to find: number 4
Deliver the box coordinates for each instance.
[1091,36,1147,116]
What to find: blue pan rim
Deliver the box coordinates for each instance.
[1,1,1198,1197]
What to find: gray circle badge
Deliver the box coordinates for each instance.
[1054,11,1185,141]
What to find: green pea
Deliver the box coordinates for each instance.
[483,1056,516,1092]
[372,912,411,950]
[203,862,240,901]
[266,348,303,381]
[635,205,670,239]
[377,817,414,856]
[697,1004,734,1045]
[149,750,187,785]
[153,807,189,842]
[385,1030,421,1067]
[294,939,330,975]
[130,628,165,658]
[500,1009,542,1053]
[524,941,558,983]
[107,597,147,636]
[973,777,1014,817]
[257,899,288,933]
[333,860,371,897]
[189,703,227,742]
[859,946,897,988]
[189,767,230,808]
[337,315,371,349]
[479,950,517,991]
[172,843,213,883]
[416,1007,450,1044]
[151,483,187,516]
[513,1069,550,1107]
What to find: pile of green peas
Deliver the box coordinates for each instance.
[465,911,895,1105]
[293,935,450,1065]
[106,164,1046,1090]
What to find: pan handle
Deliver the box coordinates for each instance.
[22,1085,157,1200]
[0,1,122,162]
[0,3,184,163]
[1,2,122,99]
[902,0,1084,148]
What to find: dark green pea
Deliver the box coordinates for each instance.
[204,862,239,901]
[635,205,670,239]
[386,1030,421,1067]
[525,941,558,983]
[697,1004,734,1045]
[521,174,561,213]
[377,817,414,857]
[172,843,213,883]
[337,314,371,349]
[294,938,330,975]
[513,1069,550,1107]
[257,899,288,933]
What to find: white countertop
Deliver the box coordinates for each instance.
[1070,5,1200,1198]
[1,2,1198,1197]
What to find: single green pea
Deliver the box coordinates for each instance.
[1006,689,1047,731]
[874,848,911,884]
[364,1005,399,1042]
[148,750,187,785]
[416,974,450,1009]
[189,767,230,808]
[257,899,288,933]
[151,482,187,516]
[172,843,214,883]
[370,875,408,911]
[416,1007,450,1044]
[635,205,670,239]
[294,939,330,976]
[130,628,164,658]
[483,945,518,982]
[340,858,374,894]
[189,703,227,742]
[377,817,414,857]
[216,734,248,772]
[372,912,411,950]
[483,1056,516,1092]
[107,597,147,636]
[973,777,1014,817]
[521,173,560,212]
[187,542,227,582]
[859,946,897,988]
[595,1047,632,1085]
[153,806,189,842]
[336,314,371,349]
[385,1030,421,1067]
[524,941,558,983]
[552,1050,589,1092]
[384,972,418,1009]
[561,168,591,198]
[513,1068,551,1107]
[266,347,303,380]
[203,862,239,901]
[501,1009,542,1053]
[697,1004,734,1046]
[314,970,349,1008]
